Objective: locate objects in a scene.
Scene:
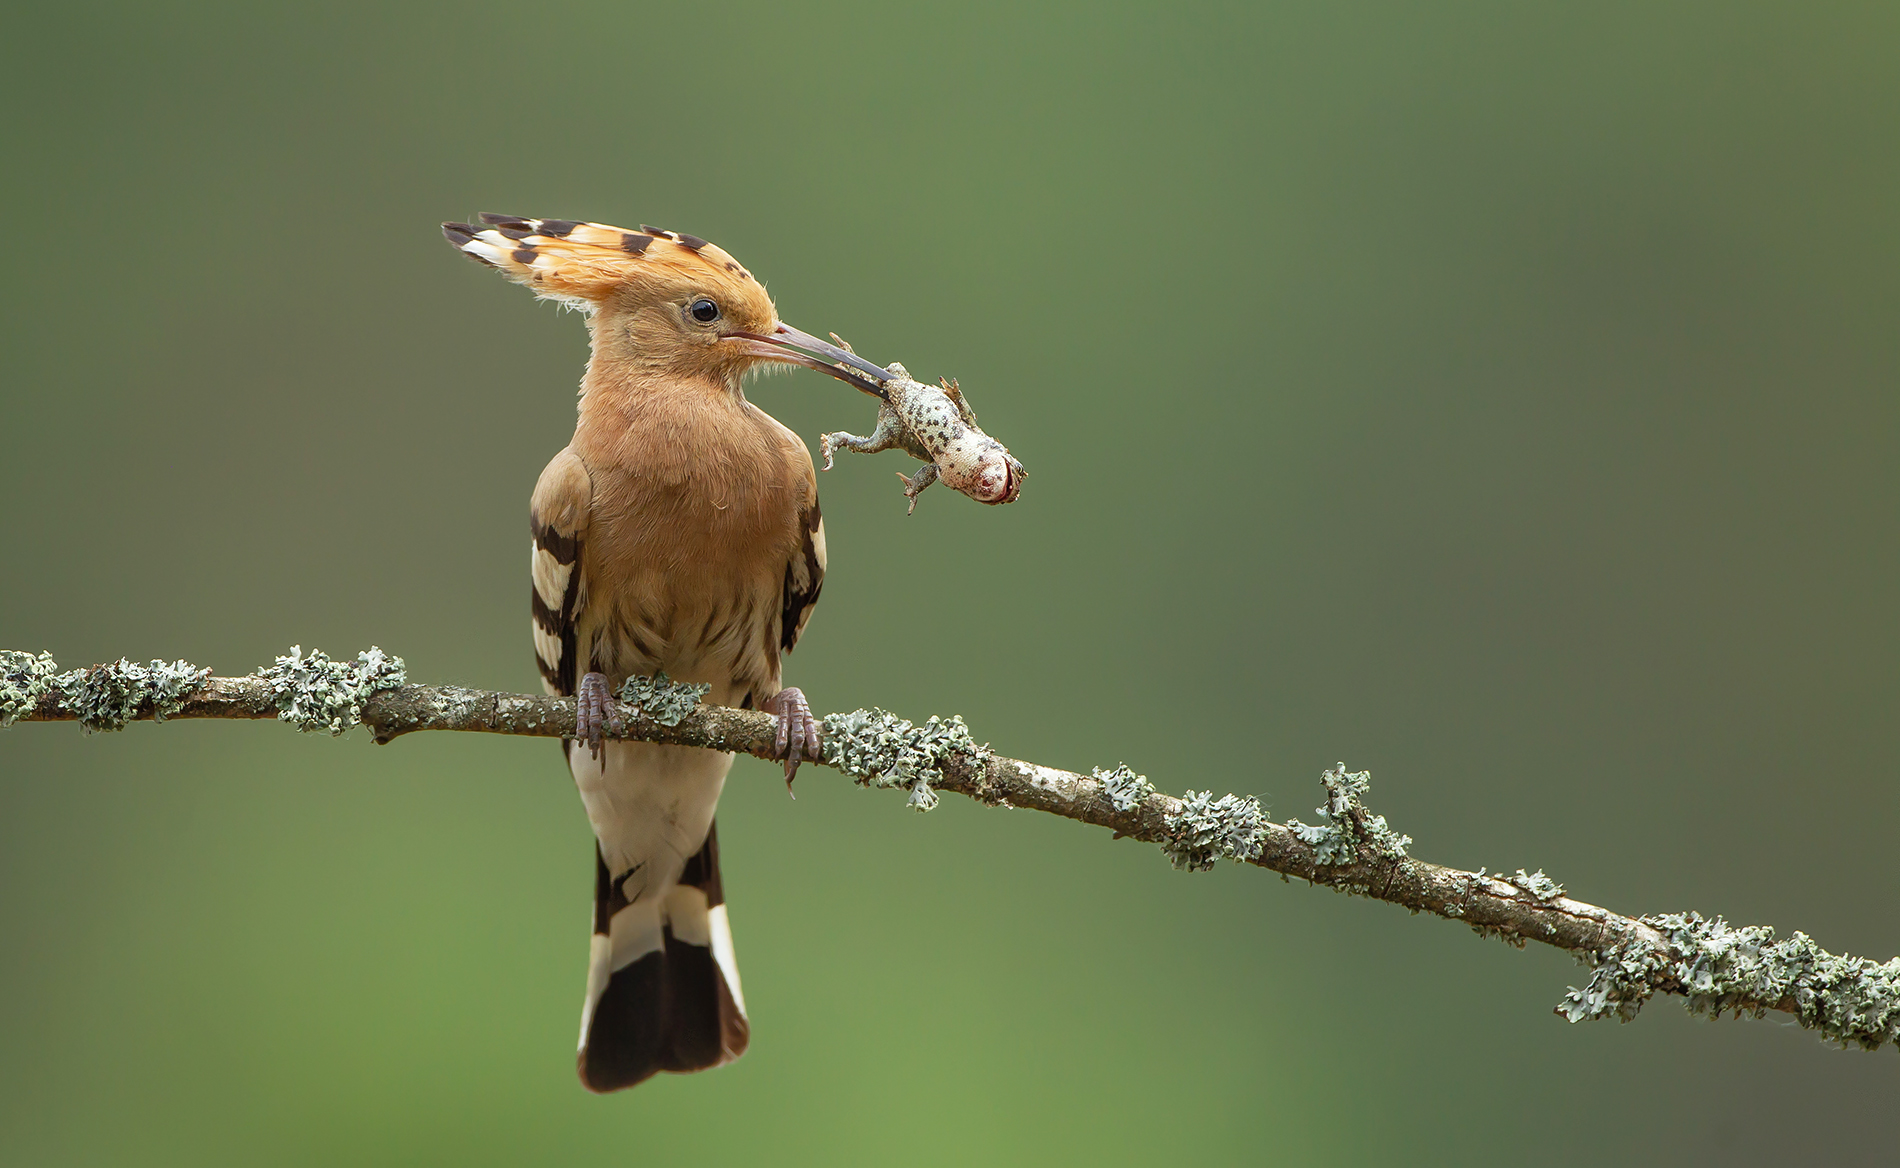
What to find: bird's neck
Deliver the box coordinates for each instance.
[578,356,737,421]
[578,309,743,408]
[570,354,787,509]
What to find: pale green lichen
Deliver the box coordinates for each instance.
[52,658,212,733]
[821,707,983,812]
[905,778,940,811]
[1560,912,1900,1050]
[1,650,63,728]
[1284,762,1411,865]
[1507,868,1565,902]
[1162,789,1268,872]
[1092,763,1155,813]
[257,646,407,735]
[616,671,710,726]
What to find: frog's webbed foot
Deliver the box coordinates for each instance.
[819,431,853,470]
[820,430,876,469]
[897,463,940,514]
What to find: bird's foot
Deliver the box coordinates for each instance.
[575,671,625,762]
[762,686,823,795]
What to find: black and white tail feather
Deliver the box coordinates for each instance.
[530,450,752,1092]
[575,785,749,1091]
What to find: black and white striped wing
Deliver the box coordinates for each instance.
[530,447,592,698]
[780,498,826,655]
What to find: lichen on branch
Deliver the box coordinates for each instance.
[1092,763,1156,813]
[1162,790,1268,871]
[820,707,985,811]
[10,646,1899,1055]
[3,650,209,732]
[1283,762,1412,865]
[1506,869,1565,902]
[1560,912,1900,1049]
[257,645,407,735]
[615,671,710,726]
[0,650,63,728]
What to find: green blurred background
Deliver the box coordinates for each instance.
[3,1,1896,1163]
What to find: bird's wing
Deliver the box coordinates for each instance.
[780,491,826,656]
[530,446,592,697]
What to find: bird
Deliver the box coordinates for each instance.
[440,213,890,1092]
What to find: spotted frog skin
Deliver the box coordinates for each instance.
[819,362,1024,514]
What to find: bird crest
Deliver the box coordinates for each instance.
[442,214,760,311]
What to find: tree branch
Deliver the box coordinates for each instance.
[6,648,1897,1052]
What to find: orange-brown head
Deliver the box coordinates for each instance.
[442,215,888,394]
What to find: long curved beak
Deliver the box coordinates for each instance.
[723,322,892,398]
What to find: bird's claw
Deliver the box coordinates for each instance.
[575,672,625,762]
[763,686,822,795]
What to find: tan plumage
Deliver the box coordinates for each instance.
[555,326,822,710]
[445,213,860,1092]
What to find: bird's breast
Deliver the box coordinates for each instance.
[570,385,810,700]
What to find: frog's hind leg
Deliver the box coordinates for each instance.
[897,463,940,514]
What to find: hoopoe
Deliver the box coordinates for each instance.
[441,214,888,1092]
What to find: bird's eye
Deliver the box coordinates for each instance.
[689,298,720,323]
